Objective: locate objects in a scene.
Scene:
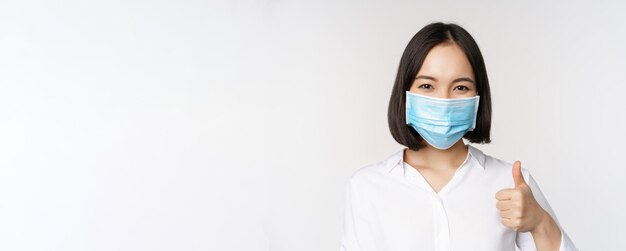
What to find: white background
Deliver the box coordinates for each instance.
[1,0,625,250]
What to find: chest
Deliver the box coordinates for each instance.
[363,171,516,251]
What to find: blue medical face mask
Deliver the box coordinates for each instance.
[405,91,480,150]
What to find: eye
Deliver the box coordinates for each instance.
[418,84,433,89]
[454,85,470,91]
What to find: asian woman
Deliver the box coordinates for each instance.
[340,22,577,251]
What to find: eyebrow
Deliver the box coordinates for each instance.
[415,75,475,84]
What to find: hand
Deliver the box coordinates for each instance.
[495,161,547,232]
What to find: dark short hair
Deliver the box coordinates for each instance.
[388,22,492,151]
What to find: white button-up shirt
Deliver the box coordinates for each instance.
[340,145,577,251]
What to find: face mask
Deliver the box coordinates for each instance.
[405,91,480,150]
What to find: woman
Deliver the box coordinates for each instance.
[340,23,577,251]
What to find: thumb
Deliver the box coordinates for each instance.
[512,161,526,187]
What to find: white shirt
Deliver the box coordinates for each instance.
[340,145,577,251]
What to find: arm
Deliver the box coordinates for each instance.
[528,205,562,250]
[516,169,578,251]
[340,178,377,251]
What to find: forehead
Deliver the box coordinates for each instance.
[417,42,474,79]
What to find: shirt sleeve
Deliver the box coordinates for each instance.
[515,168,578,251]
[340,178,378,251]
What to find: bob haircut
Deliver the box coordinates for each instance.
[388,22,492,151]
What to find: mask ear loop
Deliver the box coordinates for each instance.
[405,92,410,125]
[468,96,480,131]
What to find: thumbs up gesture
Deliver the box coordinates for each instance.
[495,161,547,232]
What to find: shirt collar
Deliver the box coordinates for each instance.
[385,144,487,173]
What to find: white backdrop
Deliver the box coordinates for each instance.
[1,0,625,250]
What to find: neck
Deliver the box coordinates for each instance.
[403,140,469,171]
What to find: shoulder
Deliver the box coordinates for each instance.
[473,146,532,183]
[347,149,404,185]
